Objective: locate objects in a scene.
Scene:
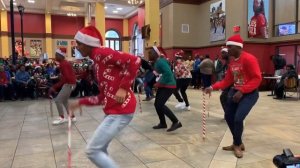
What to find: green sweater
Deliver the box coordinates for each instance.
[154,57,176,88]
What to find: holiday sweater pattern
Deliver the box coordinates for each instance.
[79,47,141,115]
[174,62,192,79]
[212,51,262,93]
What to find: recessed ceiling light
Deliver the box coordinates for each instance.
[104,6,107,9]
[116,7,123,10]
[1,8,5,11]
[112,10,118,13]
[28,0,35,3]
[13,2,17,5]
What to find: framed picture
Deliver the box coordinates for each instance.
[56,40,68,56]
[248,0,269,38]
[30,40,42,57]
[210,0,226,42]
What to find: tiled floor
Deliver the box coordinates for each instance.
[0,90,299,168]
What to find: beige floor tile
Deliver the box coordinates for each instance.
[212,147,237,162]
[12,152,56,168]
[209,160,236,168]
[0,157,13,168]
[146,159,193,168]
[132,146,177,163]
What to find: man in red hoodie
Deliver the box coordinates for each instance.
[0,65,8,102]
[48,49,76,125]
[69,26,140,168]
[205,34,262,158]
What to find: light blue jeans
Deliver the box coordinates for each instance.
[86,114,134,168]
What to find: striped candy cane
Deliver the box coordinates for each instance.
[67,114,72,168]
[49,99,53,117]
[202,90,206,140]
[137,92,142,113]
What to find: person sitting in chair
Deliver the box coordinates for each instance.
[274,64,298,99]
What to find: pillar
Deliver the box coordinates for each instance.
[122,19,129,53]
[45,13,53,59]
[0,11,9,58]
[95,2,105,45]
[145,0,160,47]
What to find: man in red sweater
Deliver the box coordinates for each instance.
[205,34,262,158]
[0,65,8,102]
[69,26,140,167]
[49,49,76,125]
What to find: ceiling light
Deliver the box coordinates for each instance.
[104,6,107,9]
[67,12,77,17]
[128,0,143,6]
[1,8,5,11]
[112,10,118,14]
[13,2,17,6]
[116,7,123,10]
[28,0,35,3]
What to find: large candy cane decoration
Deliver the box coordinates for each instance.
[202,90,206,140]
[67,115,72,168]
[137,91,142,113]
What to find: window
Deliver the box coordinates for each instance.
[274,0,300,36]
[105,30,121,51]
[131,24,144,56]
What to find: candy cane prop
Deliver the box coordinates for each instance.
[49,98,53,117]
[202,90,206,140]
[137,91,142,113]
[79,106,83,116]
[67,114,72,168]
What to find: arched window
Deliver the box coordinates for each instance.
[131,24,143,56]
[105,30,121,51]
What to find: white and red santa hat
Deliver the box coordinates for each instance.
[74,26,103,47]
[152,46,167,57]
[175,50,184,58]
[226,34,243,48]
[56,48,66,57]
[221,47,228,53]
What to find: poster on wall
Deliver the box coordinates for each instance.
[56,40,68,57]
[30,40,42,57]
[210,0,226,42]
[15,39,26,57]
[71,41,76,57]
[248,0,269,38]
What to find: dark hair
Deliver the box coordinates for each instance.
[205,54,210,58]
[286,64,295,70]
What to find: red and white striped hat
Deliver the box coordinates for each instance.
[74,26,103,47]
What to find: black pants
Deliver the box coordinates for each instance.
[154,87,179,125]
[16,83,35,99]
[173,78,191,106]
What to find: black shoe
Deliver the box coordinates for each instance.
[152,124,167,129]
[273,97,283,99]
[167,122,182,132]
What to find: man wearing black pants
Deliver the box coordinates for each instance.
[150,46,182,132]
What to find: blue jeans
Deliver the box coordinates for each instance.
[86,114,134,168]
[225,89,259,146]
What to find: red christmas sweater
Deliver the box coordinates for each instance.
[52,60,76,91]
[79,47,141,115]
[212,51,262,94]
[0,72,8,85]
[248,14,267,38]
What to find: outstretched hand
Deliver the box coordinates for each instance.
[204,87,213,97]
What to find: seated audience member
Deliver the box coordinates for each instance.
[274,64,298,99]
[15,64,35,100]
[0,65,9,102]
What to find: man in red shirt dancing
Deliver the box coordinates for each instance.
[69,26,140,167]
[205,34,262,158]
[49,49,77,125]
[248,0,268,38]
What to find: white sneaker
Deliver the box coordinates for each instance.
[175,102,185,109]
[52,117,67,125]
[185,106,191,111]
[71,117,77,123]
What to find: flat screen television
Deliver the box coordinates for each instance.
[278,23,296,36]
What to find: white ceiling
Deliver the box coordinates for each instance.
[0,0,142,19]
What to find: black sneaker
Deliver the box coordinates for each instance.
[167,122,182,132]
[152,124,167,129]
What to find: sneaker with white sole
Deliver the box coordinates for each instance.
[71,117,77,122]
[185,106,191,111]
[52,117,67,125]
[175,102,185,109]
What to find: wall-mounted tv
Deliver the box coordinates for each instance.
[278,23,296,36]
